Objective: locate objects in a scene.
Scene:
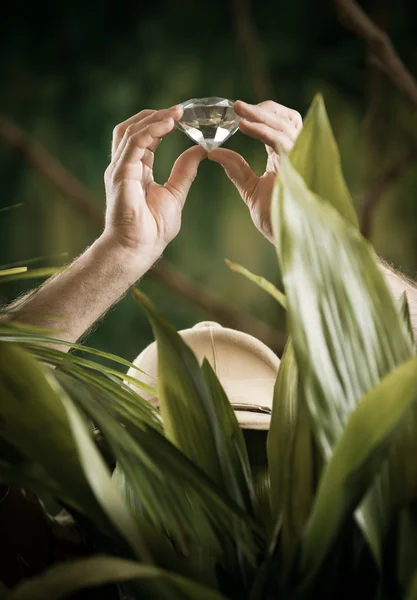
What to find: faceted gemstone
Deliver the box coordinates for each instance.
[176,97,240,151]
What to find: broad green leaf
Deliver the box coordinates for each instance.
[0,267,58,283]
[8,340,160,432]
[225,259,287,309]
[267,339,319,573]
[55,380,151,562]
[133,290,260,568]
[289,93,358,228]
[7,555,228,600]
[0,322,153,384]
[299,357,417,585]
[275,153,414,453]
[201,358,254,514]
[201,360,257,576]
[55,370,261,557]
[272,154,415,565]
[0,342,148,559]
[133,288,222,483]
[25,341,156,396]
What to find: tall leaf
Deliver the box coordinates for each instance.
[7,555,228,600]
[201,359,254,514]
[55,370,260,557]
[299,357,417,586]
[0,342,148,560]
[272,154,415,563]
[225,259,287,310]
[289,93,358,228]
[133,289,223,484]
[267,339,319,573]
[133,289,261,570]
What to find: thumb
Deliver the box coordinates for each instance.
[209,148,257,206]
[164,145,207,208]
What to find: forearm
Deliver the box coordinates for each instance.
[7,234,157,347]
[381,261,417,342]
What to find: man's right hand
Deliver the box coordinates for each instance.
[103,106,207,273]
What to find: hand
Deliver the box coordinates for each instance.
[103,106,207,266]
[209,100,302,244]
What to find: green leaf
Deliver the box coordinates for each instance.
[267,339,320,573]
[272,153,415,566]
[26,341,156,396]
[201,358,254,514]
[7,555,228,600]
[0,342,149,560]
[133,288,222,483]
[55,370,261,557]
[0,267,59,283]
[56,382,151,562]
[0,202,23,214]
[299,357,417,586]
[275,153,414,452]
[132,289,261,567]
[225,259,287,309]
[289,93,358,228]
[0,323,153,386]
[0,252,68,270]
[0,267,27,277]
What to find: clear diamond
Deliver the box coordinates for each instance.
[176,97,240,151]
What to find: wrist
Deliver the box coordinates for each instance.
[94,234,161,284]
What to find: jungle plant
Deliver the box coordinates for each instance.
[1,95,417,600]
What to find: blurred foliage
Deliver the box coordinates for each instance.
[1,0,417,365]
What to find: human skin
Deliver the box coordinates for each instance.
[5,100,417,344]
[5,105,207,346]
[209,100,417,340]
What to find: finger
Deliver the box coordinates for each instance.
[257,100,303,131]
[113,106,183,164]
[111,105,183,157]
[208,148,257,206]
[141,148,156,171]
[164,145,207,208]
[239,120,295,153]
[112,109,155,156]
[113,118,176,179]
[234,100,297,141]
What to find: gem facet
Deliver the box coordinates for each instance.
[176,97,240,151]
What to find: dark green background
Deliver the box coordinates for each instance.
[1,0,417,366]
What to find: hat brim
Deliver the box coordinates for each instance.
[234,411,271,430]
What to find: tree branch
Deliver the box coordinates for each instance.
[331,0,417,108]
[0,114,285,354]
[331,0,417,238]
[229,0,273,102]
[0,117,104,226]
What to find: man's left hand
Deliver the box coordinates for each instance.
[209,100,302,244]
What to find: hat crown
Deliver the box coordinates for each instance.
[127,322,280,430]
